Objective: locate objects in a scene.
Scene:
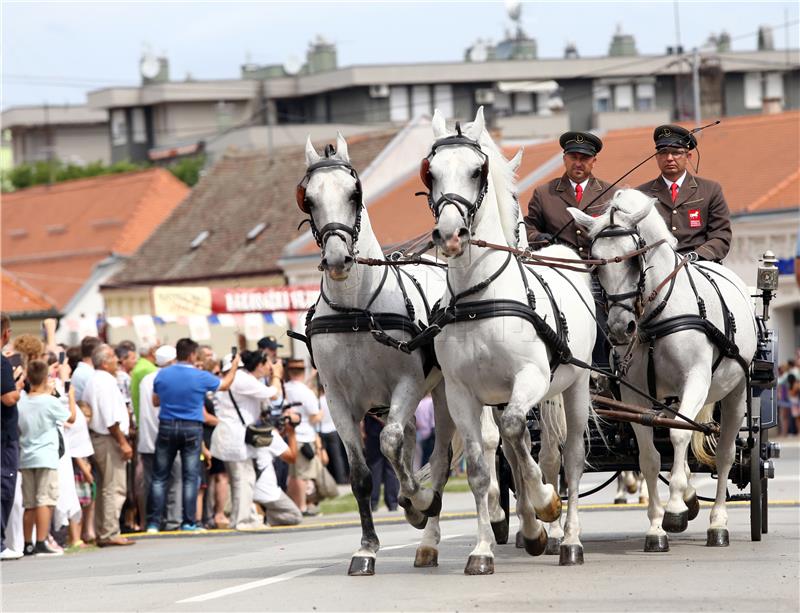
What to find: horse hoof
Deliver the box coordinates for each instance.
[491,519,509,545]
[625,482,638,495]
[422,491,442,518]
[706,528,729,547]
[515,530,524,549]
[643,534,670,553]
[558,544,584,566]
[685,494,700,521]
[535,492,562,523]
[414,546,439,567]
[464,555,494,575]
[523,529,548,557]
[347,556,375,576]
[639,496,649,505]
[662,510,688,533]
[614,496,627,505]
[545,536,562,555]
[399,497,428,530]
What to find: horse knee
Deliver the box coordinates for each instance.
[380,423,404,459]
[499,412,526,440]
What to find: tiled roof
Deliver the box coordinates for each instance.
[1,169,189,309]
[340,111,799,252]
[107,131,397,286]
[1,269,59,316]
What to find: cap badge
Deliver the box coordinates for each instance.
[575,134,585,143]
[661,128,671,137]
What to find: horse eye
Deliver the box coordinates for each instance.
[471,168,481,179]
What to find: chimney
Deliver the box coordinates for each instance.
[757,26,774,51]
[609,24,638,57]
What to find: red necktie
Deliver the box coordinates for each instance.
[575,184,583,204]
[671,182,679,203]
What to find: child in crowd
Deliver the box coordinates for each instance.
[65,400,96,548]
[18,360,76,556]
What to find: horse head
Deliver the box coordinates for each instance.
[569,188,657,344]
[298,133,363,281]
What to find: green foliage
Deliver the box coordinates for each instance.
[1,155,206,192]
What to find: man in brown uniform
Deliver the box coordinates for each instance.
[636,125,731,262]
[524,131,612,257]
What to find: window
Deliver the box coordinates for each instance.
[111,109,127,146]
[614,84,633,111]
[744,72,762,109]
[493,91,512,116]
[765,72,784,102]
[636,83,655,111]
[190,230,210,249]
[514,92,534,114]
[594,84,611,113]
[389,86,409,122]
[131,108,147,143]
[433,84,454,119]
[411,85,431,118]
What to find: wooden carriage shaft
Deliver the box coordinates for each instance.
[593,408,718,434]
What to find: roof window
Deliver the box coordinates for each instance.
[8,229,28,238]
[190,230,210,249]
[246,221,269,242]
[46,224,67,235]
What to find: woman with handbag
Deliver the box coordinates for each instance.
[210,351,282,531]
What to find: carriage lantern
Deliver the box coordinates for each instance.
[756,251,779,322]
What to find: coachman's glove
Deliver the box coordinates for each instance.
[533,233,554,245]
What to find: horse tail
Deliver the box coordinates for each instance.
[412,427,466,484]
[690,403,718,469]
[539,394,567,449]
[584,403,613,470]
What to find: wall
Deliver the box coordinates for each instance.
[496,113,570,138]
[327,87,390,125]
[560,79,594,131]
[153,100,255,147]
[594,109,671,131]
[11,124,109,166]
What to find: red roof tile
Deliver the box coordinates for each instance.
[1,269,59,315]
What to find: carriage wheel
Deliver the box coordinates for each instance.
[760,429,769,535]
[749,427,762,542]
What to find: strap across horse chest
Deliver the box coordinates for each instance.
[638,262,747,399]
[431,253,572,375]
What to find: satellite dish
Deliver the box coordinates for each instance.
[469,42,489,63]
[140,54,160,80]
[505,0,522,22]
[283,54,302,76]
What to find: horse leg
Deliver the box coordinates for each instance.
[539,397,565,554]
[415,382,457,567]
[632,423,668,552]
[638,473,649,505]
[482,406,507,544]
[336,411,380,575]
[663,376,709,534]
[707,382,746,546]
[498,367,556,558]
[683,461,700,522]
[558,376,590,565]
[446,383,495,575]
[614,473,629,504]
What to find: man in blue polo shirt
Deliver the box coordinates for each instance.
[147,338,238,532]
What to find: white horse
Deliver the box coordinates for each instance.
[569,189,757,550]
[424,108,595,573]
[299,134,458,575]
[614,471,648,505]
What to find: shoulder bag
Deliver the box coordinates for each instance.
[228,390,274,448]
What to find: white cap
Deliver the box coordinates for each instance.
[221,352,233,373]
[155,345,177,367]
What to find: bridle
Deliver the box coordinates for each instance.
[419,122,489,231]
[296,144,364,255]
[589,207,650,317]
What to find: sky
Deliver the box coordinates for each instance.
[2,0,798,109]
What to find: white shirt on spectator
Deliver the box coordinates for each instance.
[71,362,93,402]
[211,369,278,462]
[85,369,130,435]
[284,380,319,444]
[64,407,94,458]
[137,369,159,454]
[319,395,336,434]
[116,370,132,409]
[253,435,289,503]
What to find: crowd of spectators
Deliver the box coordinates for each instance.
[777,357,800,437]
[0,314,368,560]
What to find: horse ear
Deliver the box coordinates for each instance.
[305,136,321,166]
[509,147,523,173]
[568,207,597,231]
[432,109,447,138]
[335,131,350,163]
[466,106,485,140]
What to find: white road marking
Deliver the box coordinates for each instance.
[176,567,318,603]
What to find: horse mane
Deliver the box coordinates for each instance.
[591,189,678,250]
[471,126,520,248]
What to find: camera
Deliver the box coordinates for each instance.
[265,401,301,432]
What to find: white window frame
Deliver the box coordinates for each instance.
[593,84,611,113]
[764,72,784,102]
[411,85,431,118]
[614,84,634,112]
[744,72,762,109]
[111,109,127,146]
[433,84,454,119]
[131,107,147,143]
[389,86,409,122]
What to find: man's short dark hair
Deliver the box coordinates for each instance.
[241,350,266,373]
[80,336,102,359]
[117,340,136,354]
[115,345,132,361]
[175,338,199,362]
[1,314,10,334]
[26,359,49,387]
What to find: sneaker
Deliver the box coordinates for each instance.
[0,548,23,560]
[23,543,35,557]
[145,524,159,534]
[34,541,63,557]
[235,521,268,532]
[179,523,206,533]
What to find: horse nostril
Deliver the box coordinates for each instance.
[343,255,354,266]
[457,227,470,240]
[626,320,636,334]
[431,229,442,243]
[320,257,328,269]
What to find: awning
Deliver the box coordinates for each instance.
[496,80,559,94]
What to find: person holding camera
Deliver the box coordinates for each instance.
[252,409,302,526]
[284,360,321,517]
[211,350,282,531]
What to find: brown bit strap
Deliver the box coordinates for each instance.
[641,254,692,306]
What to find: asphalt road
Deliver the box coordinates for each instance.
[2,441,798,612]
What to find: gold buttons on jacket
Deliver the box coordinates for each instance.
[672,209,677,214]
[576,230,582,235]
[672,226,677,231]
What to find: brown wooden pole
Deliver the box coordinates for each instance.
[594,408,718,434]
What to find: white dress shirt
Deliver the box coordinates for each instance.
[85,369,130,436]
[136,369,159,454]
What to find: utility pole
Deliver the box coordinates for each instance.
[692,47,701,126]
[44,102,54,185]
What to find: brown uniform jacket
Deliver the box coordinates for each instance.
[636,173,731,261]
[524,174,612,257]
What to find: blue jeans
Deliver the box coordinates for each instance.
[147,420,202,528]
